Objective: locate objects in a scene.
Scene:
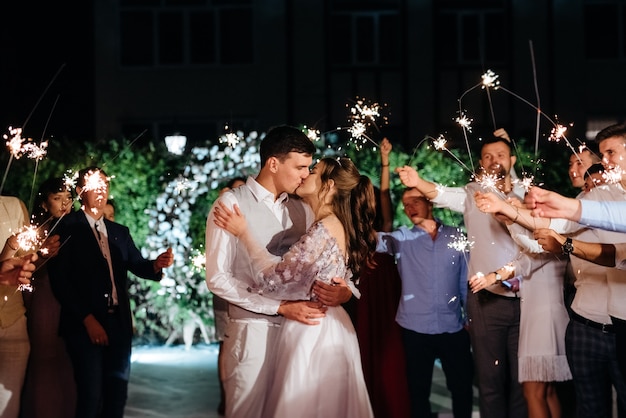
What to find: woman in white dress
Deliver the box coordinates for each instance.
[214,157,377,418]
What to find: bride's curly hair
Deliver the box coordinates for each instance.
[316,157,377,273]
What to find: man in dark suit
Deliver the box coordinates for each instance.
[48,166,173,418]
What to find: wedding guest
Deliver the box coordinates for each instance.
[47,167,174,418]
[213,157,376,417]
[103,199,116,222]
[396,132,527,418]
[20,177,77,418]
[568,144,600,190]
[376,186,473,418]
[477,122,626,417]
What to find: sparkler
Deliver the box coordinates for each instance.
[447,234,474,253]
[219,132,242,148]
[25,140,49,212]
[602,166,624,185]
[0,127,28,195]
[481,69,500,131]
[429,134,473,174]
[343,97,389,149]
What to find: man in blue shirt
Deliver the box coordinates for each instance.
[376,187,474,418]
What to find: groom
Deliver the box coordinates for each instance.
[205,126,353,418]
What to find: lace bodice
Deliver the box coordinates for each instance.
[245,221,351,301]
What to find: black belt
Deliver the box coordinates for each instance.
[478,289,519,301]
[570,311,614,333]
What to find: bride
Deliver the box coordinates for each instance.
[213,157,376,418]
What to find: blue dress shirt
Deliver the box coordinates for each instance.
[580,199,626,233]
[377,223,468,334]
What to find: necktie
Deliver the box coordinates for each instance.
[94,220,118,306]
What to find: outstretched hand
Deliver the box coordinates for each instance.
[213,201,248,237]
[474,191,506,214]
[524,186,581,220]
[395,166,420,188]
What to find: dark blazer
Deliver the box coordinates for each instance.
[48,210,161,341]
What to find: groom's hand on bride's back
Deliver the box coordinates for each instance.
[278,300,327,325]
[312,278,352,306]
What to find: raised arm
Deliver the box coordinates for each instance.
[524,186,582,220]
[379,137,393,232]
[474,191,550,231]
[395,166,440,199]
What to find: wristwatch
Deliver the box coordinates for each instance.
[562,237,574,255]
[494,272,503,283]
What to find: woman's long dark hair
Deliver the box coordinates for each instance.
[316,157,377,274]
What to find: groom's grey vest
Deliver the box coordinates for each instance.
[227,185,308,321]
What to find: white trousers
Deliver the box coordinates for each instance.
[222,320,280,418]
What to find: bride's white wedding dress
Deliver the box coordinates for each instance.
[242,221,373,418]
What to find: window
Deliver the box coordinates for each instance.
[329,10,401,66]
[120,0,253,67]
[435,7,507,65]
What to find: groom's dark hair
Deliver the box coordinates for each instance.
[260,125,316,166]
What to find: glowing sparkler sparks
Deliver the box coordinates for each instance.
[515,175,535,193]
[433,135,447,151]
[475,171,502,192]
[447,235,474,252]
[23,140,48,160]
[548,124,567,142]
[577,144,588,154]
[15,225,43,253]
[481,70,500,89]
[3,127,27,158]
[81,170,109,193]
[219,132,241,148]
[429,135,473,174]
[342,96,389,149]
[350,99,381,123]
[63,170,78,190]
[602,166,624,184]
[348,122,368,142]
[174,177,192,194]
[302,126,320,141]
[455,113,473,132]
[191,252,205,271]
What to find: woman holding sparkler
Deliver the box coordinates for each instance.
[213,157,376,418]
[20,177,76,418]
